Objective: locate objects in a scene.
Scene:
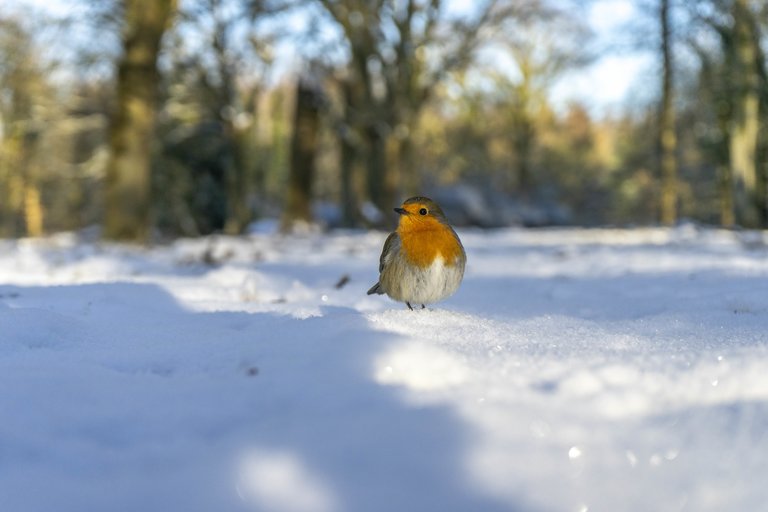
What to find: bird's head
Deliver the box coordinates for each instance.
[394,196,448,231]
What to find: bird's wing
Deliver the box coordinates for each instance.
[450,226,466,253]
[380,232,400,274]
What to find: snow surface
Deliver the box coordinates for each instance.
[1,226,767,512]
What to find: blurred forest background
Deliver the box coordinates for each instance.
[1,0,768,242]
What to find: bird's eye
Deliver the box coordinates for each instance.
[419,208,428,216]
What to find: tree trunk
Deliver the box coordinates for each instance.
[340,131,361,227]
[223,126,251,234]
[18,128,43,237]
[728,0,761,227]
[385,131,402,205]
[104,0,176,242]
[659,0,677,225]
[365,124,389,214]
[510,73,535,196]
[339,78,364,227]
[394,127,418,197]
[281,78,321,231]
[512,111,534,196]
[757,141,768,226]
[718,164,735,226]
[24,185,43,237]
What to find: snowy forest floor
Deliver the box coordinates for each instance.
[1,226,767,512]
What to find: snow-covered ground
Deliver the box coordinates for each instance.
[1,226,767,512]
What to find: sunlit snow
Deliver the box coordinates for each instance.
[1,226,767,511]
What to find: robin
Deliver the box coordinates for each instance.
[367,196,466,310]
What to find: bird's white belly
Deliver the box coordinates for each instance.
[389,256,464,304]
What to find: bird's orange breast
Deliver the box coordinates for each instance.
[397,220,463,268]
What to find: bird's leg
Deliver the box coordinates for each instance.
[421,304,425,309]
[406,302,414,311]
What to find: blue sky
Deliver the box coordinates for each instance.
[551,0,654,114]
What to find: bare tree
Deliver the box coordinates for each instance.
[691,0,766,227]
[319,0,516,219]
[157,0,288,235]
[281,77,323,231]
[659,0,678,225]
[495,10,591,196]
[728,0,763,227]
[104,0,176,242]
[0,15,54,237]
[194,0,276,234]
[689,37,735,226]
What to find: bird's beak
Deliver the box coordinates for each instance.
[394,207,408,215]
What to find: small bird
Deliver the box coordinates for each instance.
[367,196,466,310]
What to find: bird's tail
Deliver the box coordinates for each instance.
[367,282,383,295]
